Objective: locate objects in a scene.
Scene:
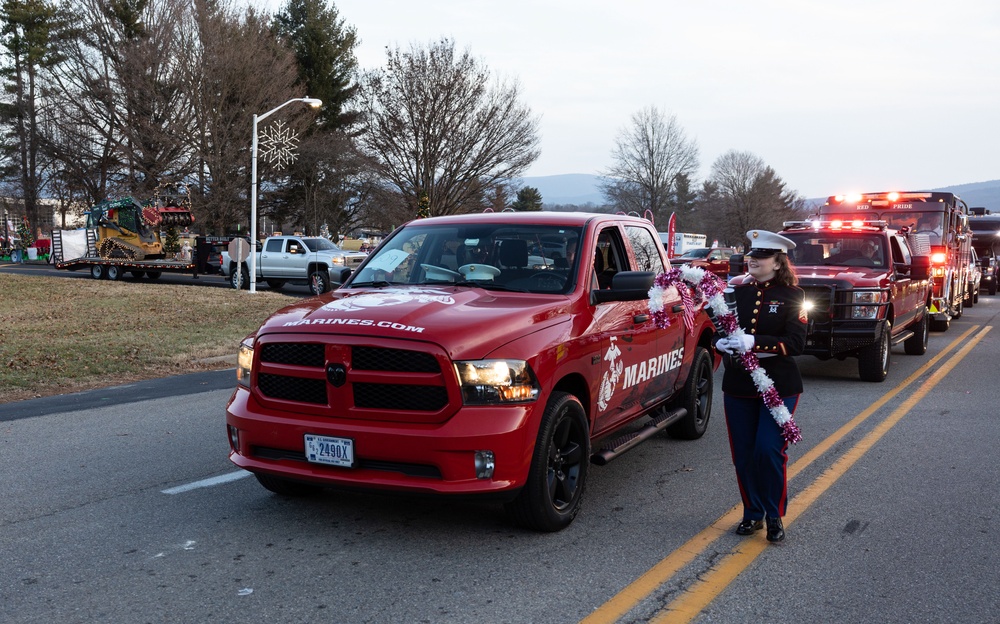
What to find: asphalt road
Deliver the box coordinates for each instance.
[2,298,998,623]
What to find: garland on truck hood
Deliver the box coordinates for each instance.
[648,265,802,444]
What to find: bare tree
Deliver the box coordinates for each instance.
[600,106,699,225]
[41,0,127,204]
[109,0,197,197]
[0,0,69,230]
[356,38,540,220]
[188,0,302,233]
[701,149,806,246]
[270,129,373,237]
[38,0,198,204]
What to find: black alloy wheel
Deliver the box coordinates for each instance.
[667,346,714,439]
[505,391,590,532]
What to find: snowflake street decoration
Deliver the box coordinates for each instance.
[258,119,300,170]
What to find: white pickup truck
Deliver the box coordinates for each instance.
[222,235,368,295]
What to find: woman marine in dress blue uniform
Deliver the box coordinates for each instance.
[716,230,807,542]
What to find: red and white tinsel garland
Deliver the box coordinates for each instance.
[648,265,802,444]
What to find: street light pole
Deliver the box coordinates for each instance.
[249,96,322,293]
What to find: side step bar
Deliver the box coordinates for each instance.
[591,407,687,466]
[890,330,914,346]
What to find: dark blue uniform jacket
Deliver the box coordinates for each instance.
[721,276,808,398]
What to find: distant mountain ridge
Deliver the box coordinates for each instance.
[518,174,605,206]
[520,174,1000,213]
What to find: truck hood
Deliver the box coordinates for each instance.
[795,265,889,288]
[256,285,570,357]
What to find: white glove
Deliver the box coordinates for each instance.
[733,334,754,352]
[716,337,735,354]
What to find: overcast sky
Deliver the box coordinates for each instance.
[262,0,998,198]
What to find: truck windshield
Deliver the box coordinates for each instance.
[679,248,711,259]
[303,238,340,252]
[825,211,945,245]
[785,233,887,268]
[349,223,584,294]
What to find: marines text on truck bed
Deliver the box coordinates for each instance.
[225,212,721,531]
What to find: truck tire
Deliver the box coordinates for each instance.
[952,295,963,319]
[858,321,890,382]
[964,284,974,307]
[146,271,162,280]
[106,265,122,281]
[254,473,320,497]
[989,280,997,296]
[309,270,330,295]
[90,264,105,280]
[129,270,146,279]
[266,280,286,290]
[903,307,929,356]
[504,391,589,532]
[230,265,249,290]
[666,346,714,440]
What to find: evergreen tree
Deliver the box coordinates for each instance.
[16,214,32,249]
[512,186,543,211]
[273,0,359,131]
[416,191,429,219]
[271,0,365,237]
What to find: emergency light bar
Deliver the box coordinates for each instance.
[783,219,888,231]
[830,192,935,204]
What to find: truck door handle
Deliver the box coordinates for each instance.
[633,314,649,323]
[672,305,684,313]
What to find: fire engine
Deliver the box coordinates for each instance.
[821,191,971,331]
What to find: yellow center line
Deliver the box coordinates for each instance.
[653,325,991,623]
[580,324,982,624]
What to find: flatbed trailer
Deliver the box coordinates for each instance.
[52,228,199,280]
[55,256,198,280]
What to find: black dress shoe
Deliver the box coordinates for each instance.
[766,517,785,542]
[735,518,764,535]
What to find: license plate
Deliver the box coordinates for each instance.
[304,434,354,467]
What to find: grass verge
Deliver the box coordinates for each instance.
[0,274,297,404]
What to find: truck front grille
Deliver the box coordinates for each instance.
[354,383,449,410]
[353,346,440,372]
[254,339,452,419]
[260,343,324,367]
[258,373,327,404]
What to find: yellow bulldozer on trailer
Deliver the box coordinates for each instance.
[53,193,203,281]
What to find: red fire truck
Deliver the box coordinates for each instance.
[821,191,971,331]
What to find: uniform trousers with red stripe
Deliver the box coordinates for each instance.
[723,394,799,521]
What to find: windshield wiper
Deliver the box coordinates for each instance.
[349,280,397,288]
[453,281,525,292]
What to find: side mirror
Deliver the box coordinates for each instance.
[910,255,931,280]
[337,267,353,285]
[728,254,745,278]
[592,271,655,304]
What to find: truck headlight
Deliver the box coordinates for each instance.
[237,338,254,387]
[851,290,885,320]
[331,256,345,265]
[454,359,539,405]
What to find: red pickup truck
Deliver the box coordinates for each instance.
[226,212,720,531]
